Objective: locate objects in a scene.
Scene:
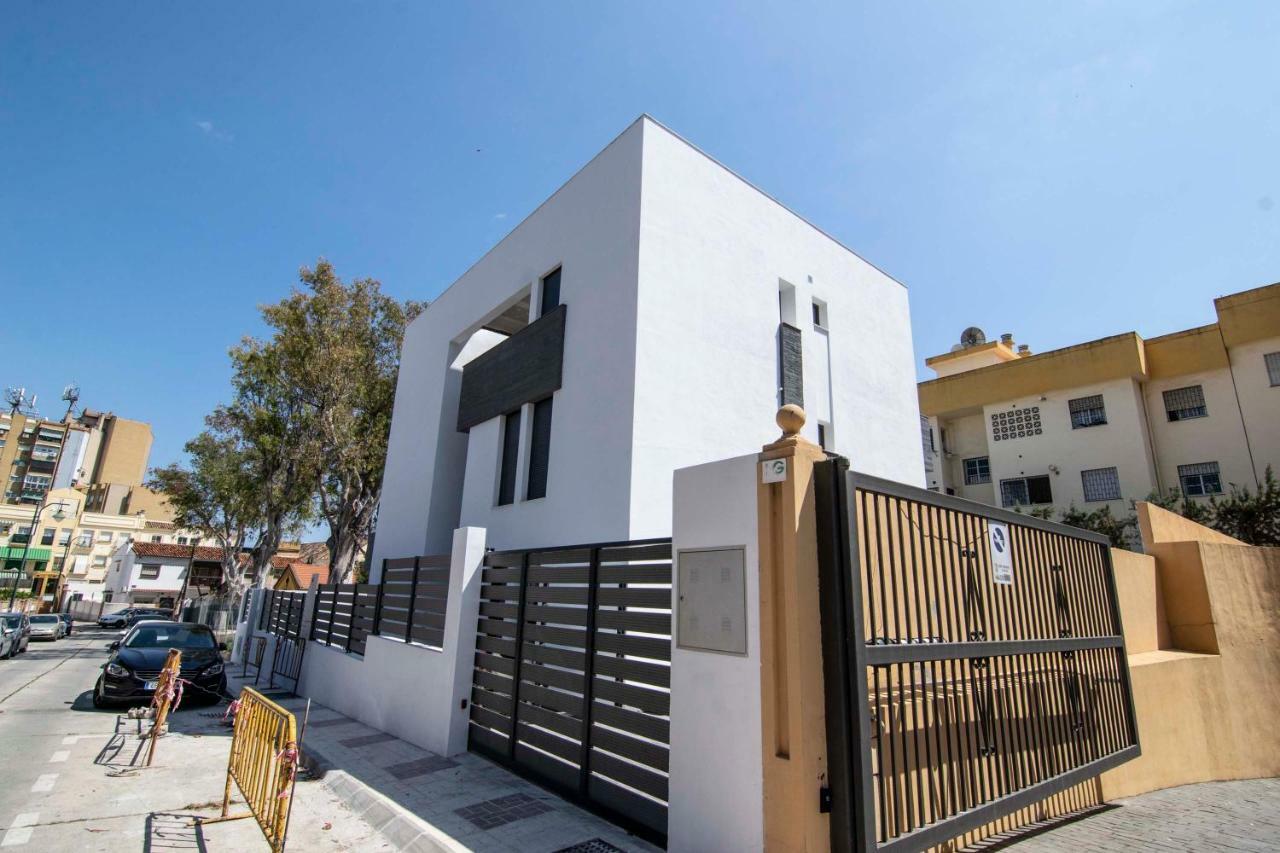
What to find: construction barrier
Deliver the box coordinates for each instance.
[204,688,299,852]
[144,649,183,767]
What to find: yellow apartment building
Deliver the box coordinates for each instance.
[919,282,1280,519]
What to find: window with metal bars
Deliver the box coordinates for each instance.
[1266,351,1280,387]
[1163,385,1207,421]
[1178,461,1222,496]
[1081,466,1121,502]
[1068,394,1107,428]
[1000,474,1052,507]
[964,456,990,485]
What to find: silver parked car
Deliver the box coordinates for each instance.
[1,612,31,658]
[28,613,64,641]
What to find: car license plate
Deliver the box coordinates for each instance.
[144,680,158,691]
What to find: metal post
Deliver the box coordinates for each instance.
[507,551,530,760]
[577,547,600,796]
[405,557,420,644]
[345,586,355,654]
[326,587,336,647]
[372,563,385,637]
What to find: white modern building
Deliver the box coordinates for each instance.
[919,281,1280,520]
[372,116,924,564]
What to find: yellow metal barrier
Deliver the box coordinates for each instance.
[203,687,299,852]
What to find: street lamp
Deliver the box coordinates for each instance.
[5,498,70,610]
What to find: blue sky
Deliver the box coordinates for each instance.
[2,1,1278,472]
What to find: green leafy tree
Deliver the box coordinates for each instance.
[149,429,261,598]
[1058,504,1134,549]
[1208,466,1280,546]
[257,260,424,583]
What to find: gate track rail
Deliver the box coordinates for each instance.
[816,459,1140,853]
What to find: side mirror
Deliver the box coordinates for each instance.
[108,641,120,651]
[218,642,228,652]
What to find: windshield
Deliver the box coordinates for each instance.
[2,616,19,629]
[124,626,216,650]
[31,615,58,624]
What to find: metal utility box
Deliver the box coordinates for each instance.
[676,547,747,655]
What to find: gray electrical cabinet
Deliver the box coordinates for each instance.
[676,547,747,655]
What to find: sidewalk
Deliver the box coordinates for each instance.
[227,670,659,853]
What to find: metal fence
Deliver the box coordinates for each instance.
[467,538,673,844]
[380,555,451,648]
[815,461,1139,853]
[310,583,379,655]
[259,590,307,639]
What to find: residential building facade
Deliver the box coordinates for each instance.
[102,541,227,611]
[919,282,1280,522]
[372,116,924,566]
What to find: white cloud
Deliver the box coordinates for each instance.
[492,212,507,220]
[193,119,233,142]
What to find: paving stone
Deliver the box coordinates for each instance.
[342,731,400,748]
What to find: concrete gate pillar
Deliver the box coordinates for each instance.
[668,405,831,853]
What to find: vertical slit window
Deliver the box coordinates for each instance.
[539,267,561,318]
[526,397,553,501]
[1266,351,1280,387]
[498,409,521,506]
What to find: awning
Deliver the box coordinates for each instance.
[0,547,52,561]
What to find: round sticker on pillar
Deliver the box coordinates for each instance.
[762,458,788,484]
[988,522,1013,585]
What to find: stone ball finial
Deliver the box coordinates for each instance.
[776,404,806,438]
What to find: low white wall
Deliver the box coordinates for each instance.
[296,526,486,757]
[668,453,764,853]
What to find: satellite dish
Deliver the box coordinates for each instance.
[959,327,987,348]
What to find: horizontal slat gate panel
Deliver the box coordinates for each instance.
[468,538,672,844]
[591,725,669,772]
[593,678,670,716]
[518,702,584,739]
[519,682,584,716]
[516,722,582,764]
[468,723,508,757]
[589,750,668,801]
[588,776,667,837]
[591,701,670,743]
[593,655,671,689]
[595,609,671,634]
[594,632,671,660]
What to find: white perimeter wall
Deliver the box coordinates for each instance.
[630,120,923,537]
[668,453,763,853]
[373,120,645,561]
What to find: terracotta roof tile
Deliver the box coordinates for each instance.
[132,541,228,562]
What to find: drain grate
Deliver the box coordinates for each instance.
[554,840,627,853]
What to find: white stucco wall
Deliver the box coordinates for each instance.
[668,453,763,853]
[373,120,645,562]
[630,120,923,538]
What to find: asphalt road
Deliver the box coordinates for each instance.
[0,622,389,851]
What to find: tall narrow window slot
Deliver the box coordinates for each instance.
[526,397,554,500]
[540,267,561,318]
[497,409,522,506]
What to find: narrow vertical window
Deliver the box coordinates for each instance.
[497,409,522,506]
[540,267,561,318]
[526,397,554,500]
[817,422,828,450]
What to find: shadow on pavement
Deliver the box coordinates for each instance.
[144,812,209,853]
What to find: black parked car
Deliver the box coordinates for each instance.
[93,621,227,708]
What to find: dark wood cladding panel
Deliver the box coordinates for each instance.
[457,304,567,432]
[779,321,804,408]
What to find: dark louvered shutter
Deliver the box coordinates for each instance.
[498,409,521,506]
[527,397,554,500]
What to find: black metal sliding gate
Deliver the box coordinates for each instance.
[467,538,673,844]
[815,459,1140,853]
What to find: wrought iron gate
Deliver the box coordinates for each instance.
[815,459,1140,853]
[467,539,673,843]
[261,590,307,689]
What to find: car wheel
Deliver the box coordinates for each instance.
[92,678,111,709]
